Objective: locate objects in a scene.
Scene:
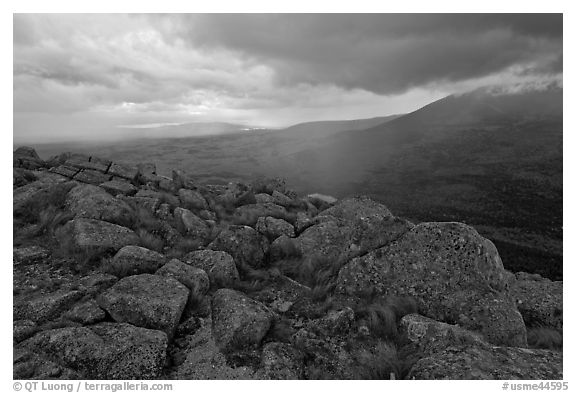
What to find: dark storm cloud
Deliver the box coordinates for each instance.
[164,14,562,94]
[13,14,563,142]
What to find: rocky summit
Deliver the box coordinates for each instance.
[13,147,563,380]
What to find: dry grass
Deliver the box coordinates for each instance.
[352,341,401,379]
[135,229,164,253]
[527,327,563,350]
[53,227,107,274]
[15,182,77,225]
[165,237,203,259]
[352,294,418,340]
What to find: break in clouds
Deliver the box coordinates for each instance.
[13,14,563,142]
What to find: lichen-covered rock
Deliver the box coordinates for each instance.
[255,193,275,204]
[13,320,39,343]
[106,245,167,278]
[158,177,175,192]
[174,207,210,241]
[294,212,314,234]
[108,162,138,180]
[323,196,414,252]
[14,146,41,160]
[213,182,256,208]
[14,146,46,170]
[155,203,172,220]
[197,209,217,221]
[135,189,179,206]
[510,273,563,330]
[137,162,157,175]
[13,347,80,379]
[250,274,311,315]
[269,235,301,262]
[336,222,527,347]
[18,322,167,379]
[91,155,111,167]
[63,299,106,325]
[66,184,133,226]
[97,274,189,339]
[14,289,84,323]
[49,164,80,178]
[233,203,288,226]
[320,195,387,219]
[57,218,140,254]
[291,328,355,379]
[294,220,352,263]
[13,167,37,187]
[251,177,286,195]
[211,289,274,352]
[271,190,293,207]
[400,314,487,356]
[156,259,210,296]
[77,273,118,295]
[208,225,270,269]
[168,317,257,379]
[184,250,240,287]
[305,193,337,210]
[178,188,208,210]
[100,179,138,196]
[73,169,112,185]
[172,169,196,190]
[259,342,305,379]
[291,198,412,268]
[408,345,563,380]
[256,216,295,240]
[307,308,355,337]
[65,156,108,172]
[124,196,161,213]
[14,178,75,212]
[13,246,50,265]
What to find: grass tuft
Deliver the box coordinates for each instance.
[527,327,563,350]
[352,341,401,380]
[15,182,77,225]
[136,228,164,253]
[352,294,418,340]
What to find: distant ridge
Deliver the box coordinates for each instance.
[278,114,403,140]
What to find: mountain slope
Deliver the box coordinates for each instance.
[278,115,402,140]
[27,86,563,279]
[276,86,563,279]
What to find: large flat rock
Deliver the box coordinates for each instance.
[211,288,274,352]
[510,273,563,330]
[336,222,527,347]
[208,225,270,269]
[17,322,167,379]
[66,184,134,226]
[58,218,140,254]
[408,345,562,380]
[14,289,84,323]
[184,250,240,288]
[105,245,167,278]
[97,274,189,339]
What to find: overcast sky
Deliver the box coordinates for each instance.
[13,14,562,143]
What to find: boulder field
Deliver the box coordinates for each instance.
[13,147,563,380]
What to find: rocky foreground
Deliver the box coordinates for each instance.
[13,146,563,380]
